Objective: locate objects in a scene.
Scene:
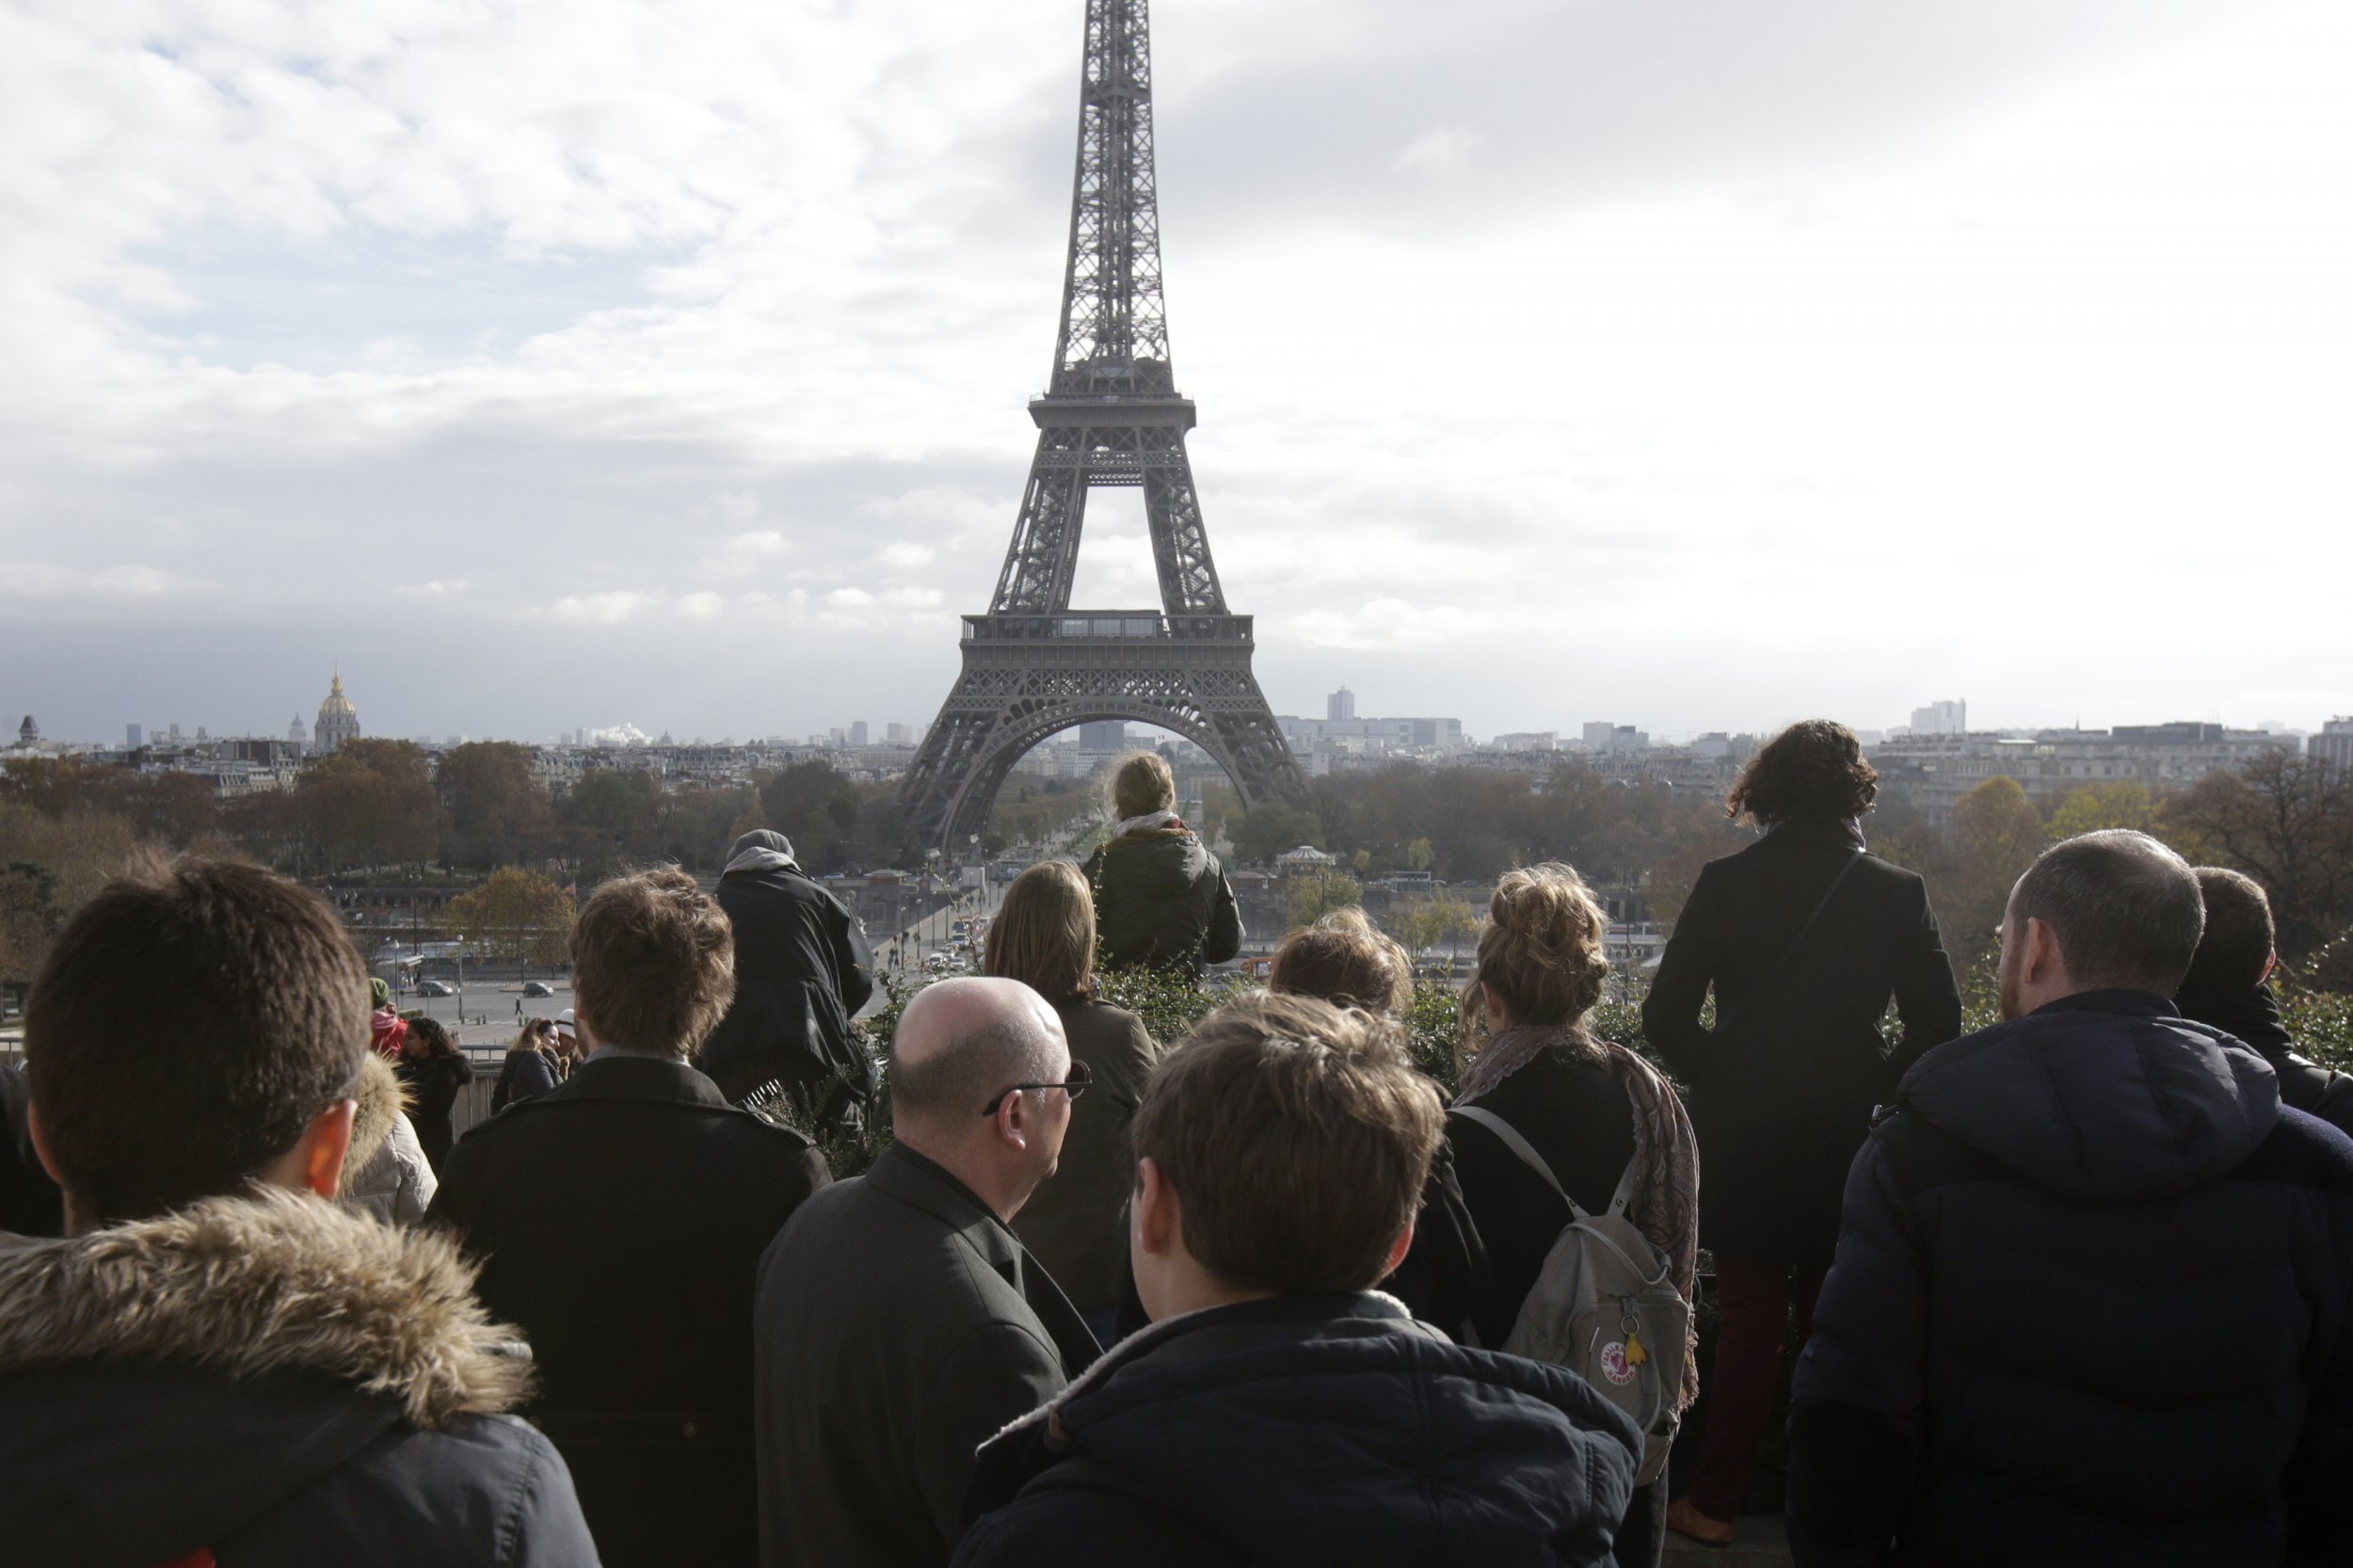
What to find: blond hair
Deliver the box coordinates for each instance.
[1459,862,1610,1059]
[1109,750,1176,821]
[984,860,1096,1004]
[1269,906,1414,1018]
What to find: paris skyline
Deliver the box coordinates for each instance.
[5,0,2348,748]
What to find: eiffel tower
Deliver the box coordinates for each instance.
[899,0,1307,854]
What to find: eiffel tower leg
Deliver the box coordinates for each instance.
[1141,430,1225,616]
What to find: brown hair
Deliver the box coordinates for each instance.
[570,869,735,1055]
[1726,719,1878,825]
[1270,906,1413,1018]
[1110,750,1176,820]
[25,856,368,1223]
[2183,867,2276,994]
[2012,831,2203,994]
[984,860,1096,1004]
[1131,991,1442,1295]
[1460,863,1609,1053]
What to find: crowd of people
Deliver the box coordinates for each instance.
[1,728,2350,1568]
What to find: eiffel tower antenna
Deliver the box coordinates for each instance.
[900,0,1306,854]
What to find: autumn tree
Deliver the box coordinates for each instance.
[1286,868,1366,928]
[2168,752,2353,960]
[445,867,576,967]
[439,742,552,869]
[0,805,144,991]
[1227,801,1324,867]
[297,740,439,873]
[1943,776,2047,966]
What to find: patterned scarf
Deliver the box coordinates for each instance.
[1458,1023,1704,1409]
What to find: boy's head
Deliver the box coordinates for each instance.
[2181,867,2277,995]
[25,856,368,1228]
[1128,991,1443,1318]
[569,868,735,1056]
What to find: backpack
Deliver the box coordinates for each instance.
[1449,1104,1689,1486]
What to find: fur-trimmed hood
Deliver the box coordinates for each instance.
[0,1187,530,1428]
[345,1050,412,1179]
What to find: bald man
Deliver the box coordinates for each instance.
[755,978,1101,1568]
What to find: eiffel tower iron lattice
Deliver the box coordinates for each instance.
[899,0,1307,854]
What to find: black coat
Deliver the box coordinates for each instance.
[756,1142,1099,1568]
[952,1292,1643,1568]
[1642,819,1961,1264]
[699,857,877,1112]
[0,1063,61,1237]
[429,1053,828,1568]
[1788,992,2353,1568]
[490,1043,560,1112]
[2177,979,2353,1140]
[395,1050,473,1169]
[1081,826,1241,977]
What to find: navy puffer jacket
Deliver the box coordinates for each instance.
[954,1292,1641,1567]
[1788,991,2353,1568]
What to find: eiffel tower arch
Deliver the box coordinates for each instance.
[900,0,1306,854]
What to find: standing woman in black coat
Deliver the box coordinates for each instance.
[1642,720,1961,1546]
[395,1015,473,1173]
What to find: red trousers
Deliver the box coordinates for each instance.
[1686,1257,1828,1523]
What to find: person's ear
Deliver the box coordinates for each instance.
[2025,917,2061,987]
[2261,949,2279,987]
[1132,1157,1176,1258]
[24,1099,63,1186]
[1380,1218,1417,1281]
[293,1098,357,1199]
[996,1091,1030,1154]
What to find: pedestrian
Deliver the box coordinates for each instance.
[1787,830,2353,1566]
[1267,904,1414,1017]
[984,859,1160,1343]
[367,974,408,1058]
[698,829,878,1127]
[2175,865,2353,1137]
[431,869,828,1568]
[491,1016,561,1113]
[953,991,1644,1568]
[1641,719,1961,1547]
[0,857,594,1564]
[1417,864,1700,1568]
[549,1008,584,1080]
[755,977,1097,1568]
[337,1052,437,1224]
[1080,751,1241,977]
[396,1015,474,1172]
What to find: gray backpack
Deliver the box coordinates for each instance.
[1451,1104,1689,1485]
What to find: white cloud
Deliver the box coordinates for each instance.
[1394,126,1478,174]
[393,577,471,597]
[876,540,934,568]
[548,590,656,625]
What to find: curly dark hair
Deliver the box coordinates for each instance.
[1725,719,1878,825]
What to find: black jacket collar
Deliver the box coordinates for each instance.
[2029,988,2181,1021]
[558,1053,728,1106]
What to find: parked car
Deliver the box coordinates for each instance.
[416,979,456,997]
[520,980,555,998]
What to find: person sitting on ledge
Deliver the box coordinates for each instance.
[1080,750,1241,978]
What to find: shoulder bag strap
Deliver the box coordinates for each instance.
[1449,1105,1593,1221]
[1716,849,1864,1035]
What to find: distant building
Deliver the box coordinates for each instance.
[2313,718,2353,771]
[887,722,910,744]
[287,713,309,751]
[1078,720,1127,751]
[126,723,143,749]
[314,671,360,754]
[849,721,870,747]
[18,714,39,746]
[1580,722,1649,755]
[1327,688,1355,722]
[1910,699,1968,736]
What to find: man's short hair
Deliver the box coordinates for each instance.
[1131,991,1443,1296]
[2182,867,2276,994]
[2012,830,2205,994]
[571,869,735,1055]
[25,856,367,1223]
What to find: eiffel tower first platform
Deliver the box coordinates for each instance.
[898,0,1309,854]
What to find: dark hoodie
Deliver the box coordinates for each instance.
[2176,979,2353,1140]
[0,1191,595,1567]
[1080,823,1241,977]
[952,1292,1641,1568]
[1788,991,2353,1568]
[699,829,876,1115]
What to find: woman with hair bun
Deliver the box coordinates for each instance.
[1440,862,1700,1568]
[1080,750,1242,979]
[1641,718,1961,1547]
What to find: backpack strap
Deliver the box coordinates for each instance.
[1715,849,1864,1036]
[1449,1105,1593,1222]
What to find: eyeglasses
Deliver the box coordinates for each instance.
[980,1056,1092,1118]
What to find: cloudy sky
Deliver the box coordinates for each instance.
[4,0,2347,747]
